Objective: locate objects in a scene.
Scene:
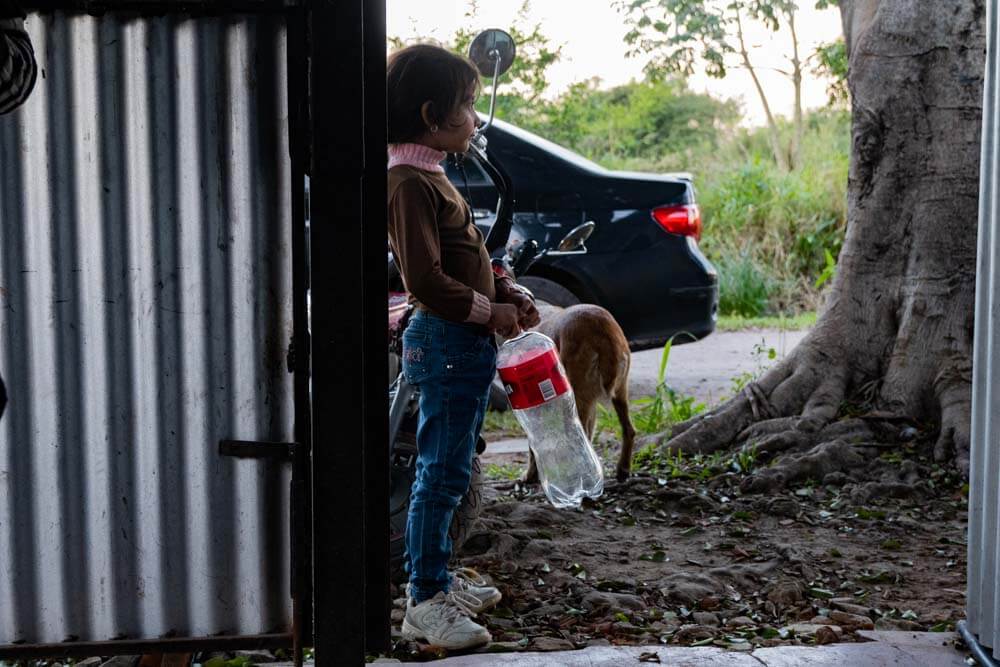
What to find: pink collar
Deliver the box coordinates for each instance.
[388,143,447,173]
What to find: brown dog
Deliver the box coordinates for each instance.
[522,304,637,483]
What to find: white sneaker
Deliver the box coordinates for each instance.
[405,568,502,615]
[401,591,492,649]
[450,568,502,613]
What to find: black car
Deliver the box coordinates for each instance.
[445,118,718,349]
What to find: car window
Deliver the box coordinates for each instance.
[444,157,491,187]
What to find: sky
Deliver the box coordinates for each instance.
[386,0,844,127]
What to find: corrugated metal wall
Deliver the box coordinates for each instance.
[0,12,293,644]
[970,0,1000,658]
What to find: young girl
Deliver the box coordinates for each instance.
[387,44,540,649]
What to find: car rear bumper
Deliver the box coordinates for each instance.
[627,282,718,350]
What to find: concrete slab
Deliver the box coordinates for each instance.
[855,629,961,647]
[395,634,970,666]
[400,645,760,666]
[484,438,529,455]
[751,639,965,666]
[854,630,967,667]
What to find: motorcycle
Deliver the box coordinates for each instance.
[387,29,595,573]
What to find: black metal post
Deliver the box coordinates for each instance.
[309,0,389,663]
[362,0,390,654]
[287,4,314,663]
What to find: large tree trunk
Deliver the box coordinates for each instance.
[646,0,985,491]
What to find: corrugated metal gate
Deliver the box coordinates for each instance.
[0,11,294,644]
[0,0,389,662]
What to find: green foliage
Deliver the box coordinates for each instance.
[484,462,523,481]
[616,0,796,80]
[716,311,817,332]
[814,247,837,289]
[630,386,706,435]
[696,110,850,314]
[813,39,849,106]
[716,249,774,318]
[507,78,740,166]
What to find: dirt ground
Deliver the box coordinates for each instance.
[383,328,969,662]
[386,369,969,662]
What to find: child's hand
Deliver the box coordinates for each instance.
[507,292,540,329]
[488,303,521,338]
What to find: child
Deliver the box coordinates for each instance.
[387,43,540,649]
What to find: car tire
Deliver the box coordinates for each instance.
[517,276,581,308]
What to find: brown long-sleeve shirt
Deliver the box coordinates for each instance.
[389,162,508,324]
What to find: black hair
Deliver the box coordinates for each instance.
[387,43,480,144]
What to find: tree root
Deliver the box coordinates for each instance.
[643,326,970,494]
[740,439,876,494]
[848,459,929,502]
[935,380,971,473]
[743,382,778,420]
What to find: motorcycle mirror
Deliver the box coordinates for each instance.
[556,221,596,253]
[468,29,516,147]
[468,29,516,78]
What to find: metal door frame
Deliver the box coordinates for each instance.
[307,0,390,661]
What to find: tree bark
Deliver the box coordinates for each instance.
[646,0,985,490]
[841,0,880,60]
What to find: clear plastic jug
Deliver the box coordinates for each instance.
[496,332,604,508]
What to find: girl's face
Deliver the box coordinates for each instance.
[420,84,479,154]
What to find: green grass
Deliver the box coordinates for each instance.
[597,337,708,438]
[716,311,817,332]
[715,249,774,318]
[482,409,524,439]
[483,462,523,481]
[632,442,759,479]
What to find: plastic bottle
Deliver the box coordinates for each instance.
[496,332,604,508]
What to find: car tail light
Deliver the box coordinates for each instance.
[652,204,702,241]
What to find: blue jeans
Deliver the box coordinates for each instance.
[401,310,497,603]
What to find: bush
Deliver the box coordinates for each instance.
[716,249,774,318]
[696,111,848,314]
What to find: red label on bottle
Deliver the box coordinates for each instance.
[497,348,571,409]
